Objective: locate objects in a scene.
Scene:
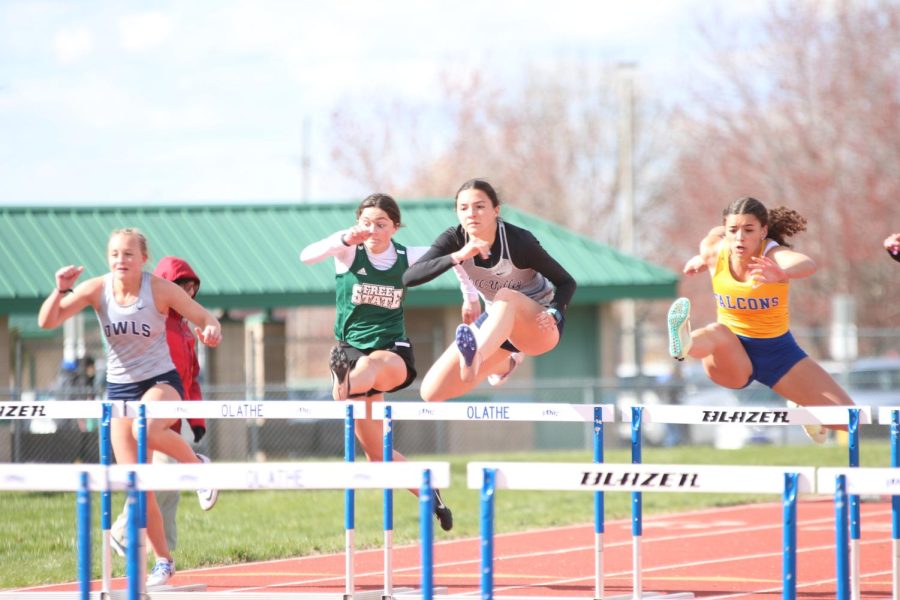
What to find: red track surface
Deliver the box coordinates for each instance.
[17,499,895,598]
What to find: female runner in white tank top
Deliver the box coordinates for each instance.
[403,179,576,401]
[38,228,222,587]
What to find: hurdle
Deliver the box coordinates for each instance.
[124,400,365,598]
[372,402,615,600]
[818,463,900,600]
[0,459,448,600]
[0,399,366,598]
[0,400,115,597]
[468,461,816,600]
[622,403,871,600]
[879,406,900,600]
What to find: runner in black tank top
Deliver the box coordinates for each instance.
[403,178,576,402]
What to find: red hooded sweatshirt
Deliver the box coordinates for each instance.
[152,256,206,436]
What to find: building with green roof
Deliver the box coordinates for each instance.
[0,200,678,459]
[0,200,678,393]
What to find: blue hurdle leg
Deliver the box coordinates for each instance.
[593,407,604,600]
[77,471,91,600]
[631,406,644,597]
[848,409,861,599]
[383,405,394,599]
[344,404,356,600]
[420,469,434,600]
[836,475,850,600]
[782,473,798,600]
[892,410,900,598]
[126,472,140,600]
[99,403,112,594]
[480,468,496,600]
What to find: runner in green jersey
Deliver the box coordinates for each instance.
[301,193,476,531]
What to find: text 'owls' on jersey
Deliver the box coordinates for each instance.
[96,272,175,383]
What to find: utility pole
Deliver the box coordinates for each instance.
[300,116,311,202]
[617,62,641,376]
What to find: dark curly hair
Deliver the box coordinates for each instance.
[723,197,807,248]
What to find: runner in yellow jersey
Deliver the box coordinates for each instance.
[666,197,855,443]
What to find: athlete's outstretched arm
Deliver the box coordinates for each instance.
[682,226,724,276]
[300,230,355,265]
[402,228,463,287]
[38,268,101,329]
[750,247,816,284]
[155,277,222,347]
[408,245,481,324]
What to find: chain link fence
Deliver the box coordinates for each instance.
[2,377,665,464]
[4,326,899,464]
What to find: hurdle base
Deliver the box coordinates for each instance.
[595,593,695,600]
[381,589,417,600]
[382,586,447,600]
[104,583,207,598]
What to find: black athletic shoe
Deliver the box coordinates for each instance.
[329,346,351,401]
[433,488,453,532]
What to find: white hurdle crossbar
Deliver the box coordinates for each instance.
[619,404,873,427]
[0,400,105,420]
[122,399,366,420]
[372,401,613,423]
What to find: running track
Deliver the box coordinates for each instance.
[16,499,895,598]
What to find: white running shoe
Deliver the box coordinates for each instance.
[667,297,693,361]
[146,558,175,587]
[487,352,524,387]
[109,512,127,558]
[786,401,828,444]
[196,453,219,511]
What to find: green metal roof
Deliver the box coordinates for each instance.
[0,201,677,317]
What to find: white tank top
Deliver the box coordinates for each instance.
[96,272,175,384]
[461,220,554,308]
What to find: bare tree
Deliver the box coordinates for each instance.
[328,60,672,245]
[657,0,900,341]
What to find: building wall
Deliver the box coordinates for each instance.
[285,306,334,385]
[207,319,249,460]
[0,315,9,460]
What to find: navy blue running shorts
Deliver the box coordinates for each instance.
[736,331,808,388]
[106,369,185,400]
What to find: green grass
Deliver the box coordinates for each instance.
[0,443,891,589]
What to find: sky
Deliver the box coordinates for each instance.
[0,0,769,206]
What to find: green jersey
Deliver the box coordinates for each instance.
[334,241,409,349]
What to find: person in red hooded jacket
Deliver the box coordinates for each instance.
[110,256,212,558]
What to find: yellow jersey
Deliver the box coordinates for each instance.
[712,240,790,338]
